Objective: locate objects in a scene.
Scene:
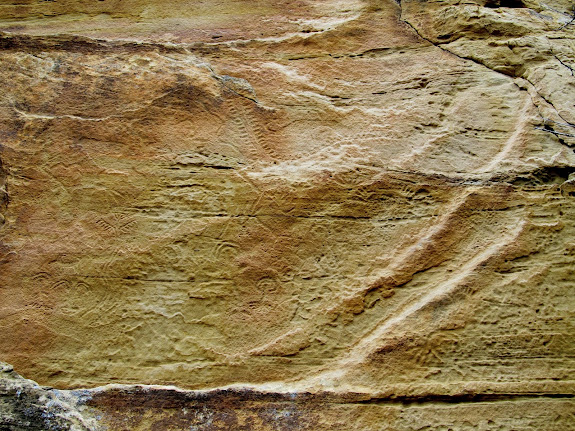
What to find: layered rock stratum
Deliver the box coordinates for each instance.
[0,0,574,429]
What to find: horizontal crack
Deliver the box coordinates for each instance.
[81,386,575,408]
[351,392,575,407]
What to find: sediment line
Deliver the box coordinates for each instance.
[80,386,575,408]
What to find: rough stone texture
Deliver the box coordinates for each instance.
[0,362,98,431]
[0,0,574,429]
[2,364,575,431]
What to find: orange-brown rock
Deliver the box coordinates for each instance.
[0,0,574,429]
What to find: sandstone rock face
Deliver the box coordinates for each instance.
[0,0,574,429]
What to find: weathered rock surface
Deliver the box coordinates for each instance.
[2,362,575,430]
[0,362,97,430]
[0,0,574,429]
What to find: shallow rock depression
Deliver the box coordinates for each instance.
[0,0,574,429]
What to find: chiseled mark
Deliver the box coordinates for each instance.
[479,92,533,173]
[233,188,524,390]
[239,188,472,360]
[248,327,309,356]
[365,189,475,290]
[224,98,280,161]
[12,106,113,122]
[307,218,527,390]
[94,213,137,236]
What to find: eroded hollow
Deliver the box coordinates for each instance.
[484,0,526,8]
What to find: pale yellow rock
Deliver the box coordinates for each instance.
[0,0,574,429]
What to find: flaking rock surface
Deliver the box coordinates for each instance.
[0,0,574,429]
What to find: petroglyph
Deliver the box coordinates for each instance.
[0,0,574,429]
